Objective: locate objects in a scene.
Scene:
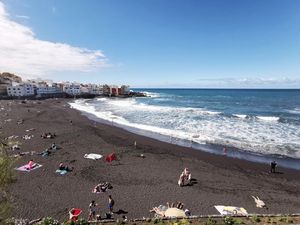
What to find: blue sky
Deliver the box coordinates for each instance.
[1,0,300,88]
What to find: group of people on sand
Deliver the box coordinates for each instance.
[58,162,73,172]
[178,168,192,187]
[88,195,115,221]
[38,143,59,157]
[41,132,56,139]
[93,182,113,193]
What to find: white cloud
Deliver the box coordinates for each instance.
[16,15,29,19]
[0,2,107,78]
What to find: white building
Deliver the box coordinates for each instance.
[81,84,103,95]
[63,83,81,95]
[7,83,34,97]
[36,84,62,95]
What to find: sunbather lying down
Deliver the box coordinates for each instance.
[149,205,168,217]
[41,132,56,139]
[93,182,113,193]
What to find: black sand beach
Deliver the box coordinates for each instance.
[1,99,300,221]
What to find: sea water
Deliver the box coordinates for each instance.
[70,89,300,169]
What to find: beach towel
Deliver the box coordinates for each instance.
[15,163,42,172]
[84,153,103,160]
[105,153,117,163]
[164,208,186,217]
[56,169,68,175]
[214,205,248,216]
[69,208,82,221]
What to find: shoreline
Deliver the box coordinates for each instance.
[1,99,300,221]
[71,99,300,171]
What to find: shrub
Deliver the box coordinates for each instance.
[38,217,60,225]
[62,219,89,225]
[251,215,261,223]
[223,216,234,225]
[203,217,217,225]
[279,216,293,223]
[179,219,190,225]
[0,141,16,223]
[233,218,245,225]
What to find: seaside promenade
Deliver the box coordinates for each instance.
[1,99,300,222]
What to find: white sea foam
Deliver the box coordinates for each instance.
[105,98,221,115]
[256,116,280,122]
[287,108,300,115]
[96,98,108,102]
[142,91,161,98]
[70,98,300,159]
[233,114,247,119]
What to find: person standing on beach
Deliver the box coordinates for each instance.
[88,200,97,221]
[108,195,115,214]
[270,161,277,173]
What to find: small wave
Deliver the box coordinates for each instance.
[104,98,221,116]
[287,108,300,115]
[142,91,160,98]
[233,114,247,119]
[256,116,280,122]
[96,98,107,102]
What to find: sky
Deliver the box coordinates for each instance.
[0,0,300,88]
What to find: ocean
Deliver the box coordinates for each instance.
[70,89,300,169]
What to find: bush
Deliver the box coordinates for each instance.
[0,141,16,223]
[251,215,261,223]
[38,217,60,225]
[179,219,190,225]
[233,218,245,225]
[279,216,293,223]
[224,216,234,225]
[203,217,217,225]
[152,218,165,225]
[0,201,12,223]
[62,219,89,225]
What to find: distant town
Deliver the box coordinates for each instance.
[0,72,145,98]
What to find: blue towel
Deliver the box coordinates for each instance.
[56,169,67,175]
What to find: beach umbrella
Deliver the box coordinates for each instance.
[164,208,186,217]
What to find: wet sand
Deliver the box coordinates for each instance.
[1,99,300,221]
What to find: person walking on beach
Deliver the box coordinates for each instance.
[108,195,115,214]
[223,147,227,155]
[270,161,277,173]
[88,200,97,221]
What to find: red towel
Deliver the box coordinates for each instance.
[69,208,82,221]
[105,153,117,163]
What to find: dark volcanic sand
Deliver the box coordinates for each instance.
[1,99,300,221]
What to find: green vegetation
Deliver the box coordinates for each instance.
[62,219,89,225]
[224,216,235,225]
[38,217,60,225]
[278,215,293,224]
[250,215,261,223]
[203,217,217,225]
[0,140,16,223]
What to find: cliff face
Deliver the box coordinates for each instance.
[0,72,22,95]
[0,72,22,84]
